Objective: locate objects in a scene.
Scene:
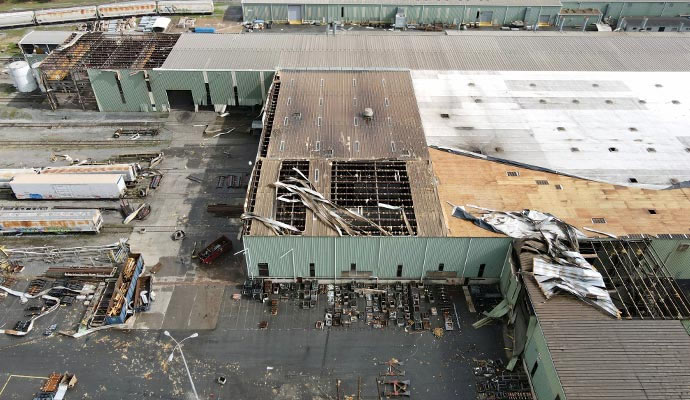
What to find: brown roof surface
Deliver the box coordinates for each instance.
[524,271,690,400]
[266,70,429,161]
[430,148,690,238]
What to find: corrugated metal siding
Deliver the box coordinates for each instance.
[464,238,511,277]
[120,70,152,111]
[89,69,150,112]
[150,70,206,109]
[523,324,565,400]
[304,4,328,20]
[244,236,508,278]
[235,70,263,106]
[162,32,690,72]
[208,71,235,106]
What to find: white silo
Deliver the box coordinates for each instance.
[8,61,38,93]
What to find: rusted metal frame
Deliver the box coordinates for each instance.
[627,240,680,317]
[613,240,669,319]
[602,240,660,319]
[645,241,690,317]
[623,240,675,317]
[595,240,644,319]
[275,160,309,232]
[582,241,632,319]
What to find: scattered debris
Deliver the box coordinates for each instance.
[187,174,203,183]
[171,230,185,241]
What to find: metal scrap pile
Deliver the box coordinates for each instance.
[452,205,620,318]
[242,168,393,236]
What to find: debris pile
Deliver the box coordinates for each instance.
[452,205,620,318]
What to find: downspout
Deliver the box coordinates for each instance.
[420,238,429,281]
[461,238,472,278]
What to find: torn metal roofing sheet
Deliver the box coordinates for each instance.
[414,70,690,187]
[160,32,690,71]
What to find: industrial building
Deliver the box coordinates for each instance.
[241,0,690,27]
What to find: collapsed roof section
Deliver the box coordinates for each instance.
[38,32,180,81]
[243,70,446,237]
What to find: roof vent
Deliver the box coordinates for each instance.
[363,108,374,120]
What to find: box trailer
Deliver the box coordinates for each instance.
[0,168,39,189]
[34,6,98,24]
[10,173,126,199]
[157,0,214,14]
[0,209,103,234]
[41,163,138,182]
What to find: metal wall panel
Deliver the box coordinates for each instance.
[150,70,206,110]
[380,5,398,22]
[245,236,510,279]
[88,70,123,112]
[524,323,566,400]
[208,71,235,106]
[272,4,289,21]
[235,70,263,106]
[304,4,328,20]
[464,238,511,278]
[119,70,153,112]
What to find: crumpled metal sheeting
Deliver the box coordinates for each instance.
[452,204,620,318]
[272,175,393,237]
[241,212,301,236]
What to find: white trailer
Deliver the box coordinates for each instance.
[0,168,40,189]
[157,0,214,14]
[35,6,99,24]
[0,11,34,28]
[10,174,126,200]
[41,163,138,182]
[97,1,156,18]
[0,209,103,234]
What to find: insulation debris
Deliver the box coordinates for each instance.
[452,204,620,318]
[271,171,393,237]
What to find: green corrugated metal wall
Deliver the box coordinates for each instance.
[88,69,152,112]
[207,71,235,106]
[563,1,690,19]
[235,71,264,106]
[243,236,511,279]
[524,324,566,400]
[242,3,561,25]
[150,70,206,110]
[652,239,690,279]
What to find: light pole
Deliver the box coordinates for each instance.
[164,331,199,400]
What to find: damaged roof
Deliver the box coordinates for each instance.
[430,148,690,238]
[268,70,429,160]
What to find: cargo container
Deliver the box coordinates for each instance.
[41,163,138,182]
[0,209,103,234]
[34,6,98,24]
[193,26,215,33]
[0,11,34,28]
[199,235,233,264]
[97,1,156,18]
[10,174,126,200]
[0,168,39,189]
[157,0,213,14]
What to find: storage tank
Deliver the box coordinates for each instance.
[10,174,126,200]
[35,6,98,24]
[0,11,35,28]
[8,61,38,93]
[97,1,156,18]
[41,163,138,182]
[193,26,215,33]
[157,0,214,14]
[0,209,103,234]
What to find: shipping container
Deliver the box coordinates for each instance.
[0,168,39,189]
[35,6,98,24]
[41,163,138,182]
[97,1,156,18]
[0,209,103,234]
[0,11,35,28]
[157,0,214,14]
[10,173,126,200]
